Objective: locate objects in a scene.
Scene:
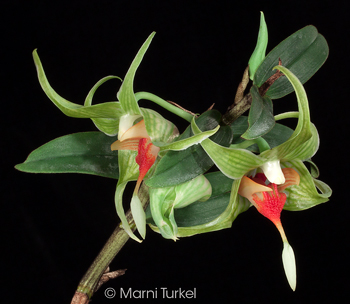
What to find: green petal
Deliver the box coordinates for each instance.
[158,125,220,152]
[192,117,264,179]
[282,160,331,211]
[33,50,122,119]
[114,181,142,243]
[248,11,268,80]
[117,32,156,115]
[15,132,119,179]
[141,108,179,144]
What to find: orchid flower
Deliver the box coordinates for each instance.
[32,32,220,243]
[112,33,220,242]
[238,168,300,290]
[148,174,212,240]
[189,65,331,287]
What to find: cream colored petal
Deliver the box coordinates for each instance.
[111,138,140,151]
[118,114,142,139]
[120,119,149,141]
[278,167,300,192]
[238,176,272,202]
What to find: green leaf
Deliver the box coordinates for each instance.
[241,85,275,139]
[282,160,331,211]
[254,25,329,99]
[145,110,233,188]
[15,132,119,179]
[248,11,268,80]
[231,116,294,153]
[33,50,122,119]
[117,32,156,115]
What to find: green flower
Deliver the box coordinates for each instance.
[32,32,219,243]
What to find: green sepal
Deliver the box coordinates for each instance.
[248,11,268,80]
[15,132,119,179]
[149,175,250,237]
[84,76,124,136]
[117,32,156,115]
[141,108,179,144]
[260,66,315,162]
[145,110,233,188]
[192,116,264,179]
[254,25,329,99]
[114,149,141,242]
[149,175,212,240]
[157,123,220,152]
[33,49,122,119]
[241,85,274,139]
[282,160,332,211]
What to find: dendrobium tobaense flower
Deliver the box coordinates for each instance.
[148,174,212,241]
[111,119,160,196]
[238,168,299,290]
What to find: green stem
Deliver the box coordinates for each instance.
[76,224,130,298]
[254,137,271,153]
[274,111,299,121]
[71,184,149,303]
[135,91,194,122]
[230,137,270,153]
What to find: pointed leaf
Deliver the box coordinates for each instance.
[254,26,328,99]
[15,132,119,179]
[231,116,294,153]
[242,85,275,139]
[248,11,268,80]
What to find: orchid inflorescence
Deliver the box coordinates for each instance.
[17,12,331,294]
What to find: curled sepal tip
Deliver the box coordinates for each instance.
[282,241,297,291]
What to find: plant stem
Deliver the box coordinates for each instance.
[222,93,252,125]
[75,225,130,299]
[71,184,149,304]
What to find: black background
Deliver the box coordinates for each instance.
[3,1,348,303]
